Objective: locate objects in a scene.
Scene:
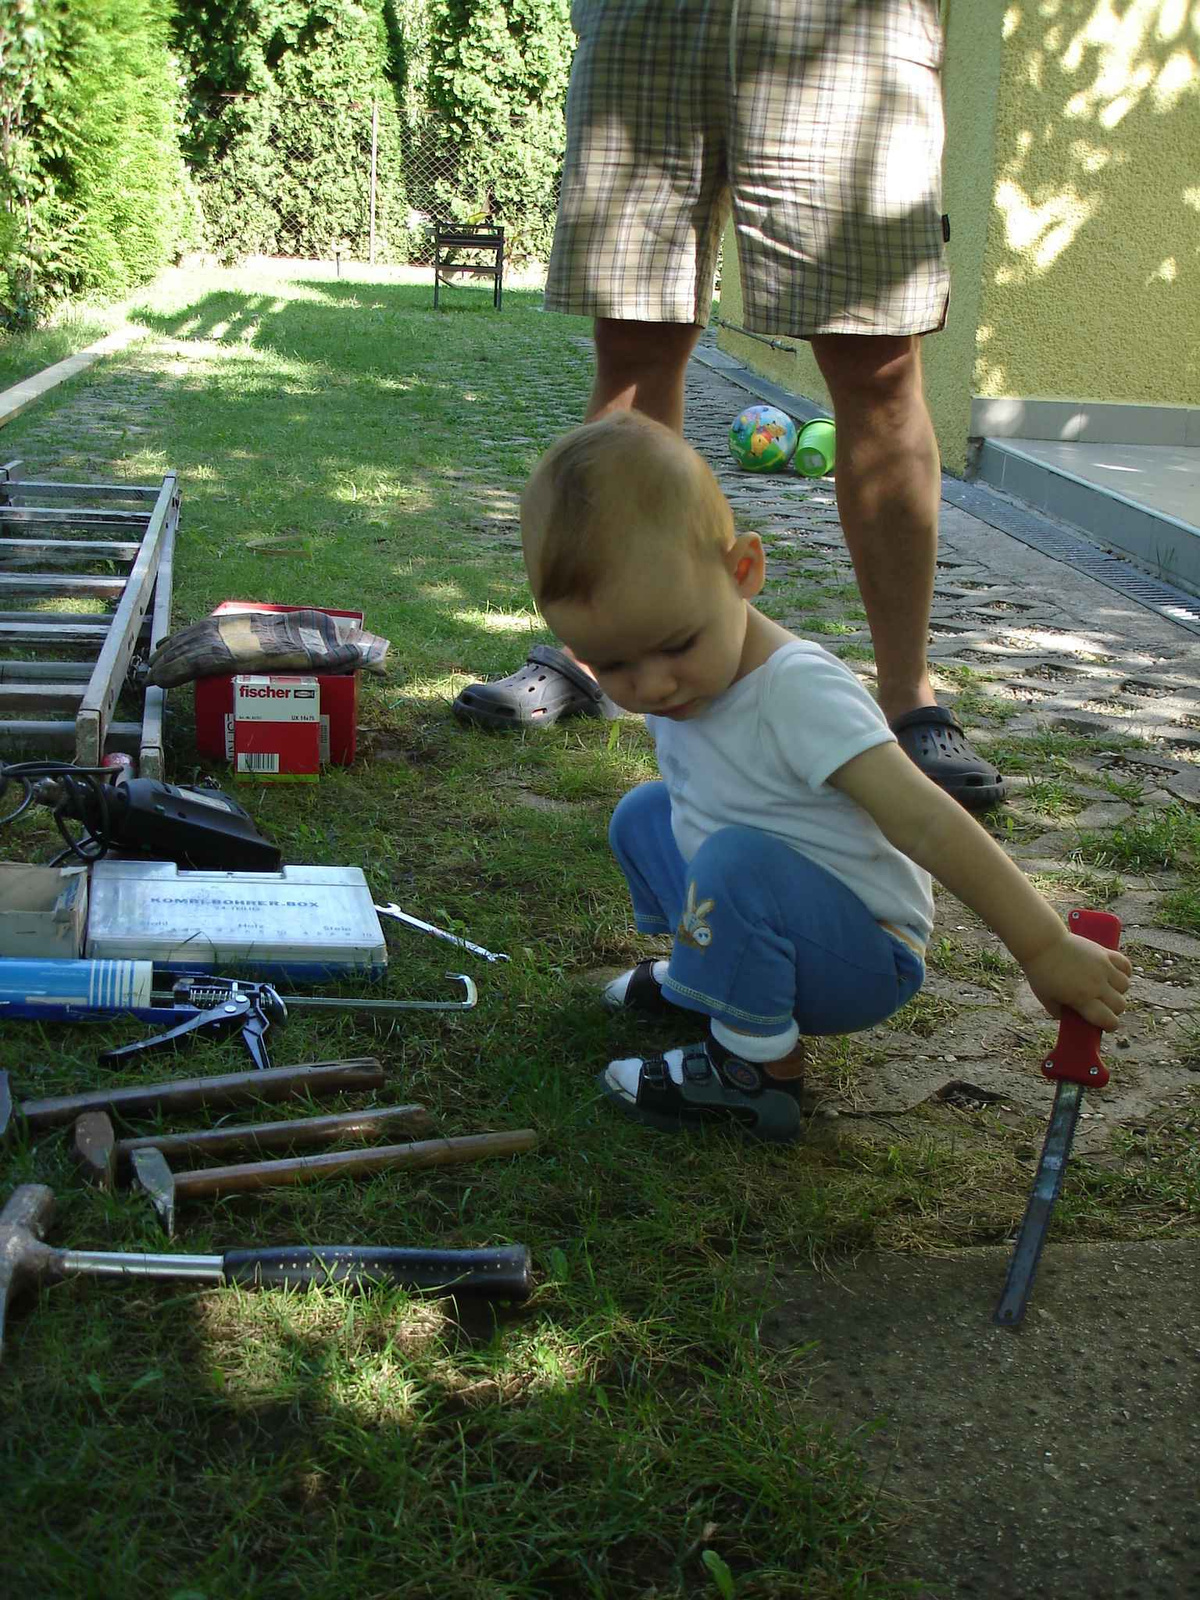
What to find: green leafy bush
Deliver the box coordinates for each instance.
[174,0,407,263]
[426,0,572,263]
[1,0,199,327]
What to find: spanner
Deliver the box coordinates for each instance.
[375,903,510,963]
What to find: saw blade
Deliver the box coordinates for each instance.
[993,1081,1084,1327]
[993,908,1122,1328]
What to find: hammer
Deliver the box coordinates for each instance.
[131,1128,538,1236]
[0,1183,533,1364]
[0,1058,385,1139]
[72,1103,435,1189]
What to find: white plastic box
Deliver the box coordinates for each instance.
[85,860,387,981]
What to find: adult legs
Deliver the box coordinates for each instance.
[450,319,702,726]
[454,311,1003,804]
[809,332,938,725]
[589,326,942,729]
[809,330,1005,806]
[587,325,942,730]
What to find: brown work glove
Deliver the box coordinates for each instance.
[146,608,391,688]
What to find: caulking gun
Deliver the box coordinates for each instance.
[0,958,477,1071]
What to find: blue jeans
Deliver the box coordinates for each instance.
[609,781,924,1037]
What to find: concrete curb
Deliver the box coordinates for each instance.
[0,324,146,431]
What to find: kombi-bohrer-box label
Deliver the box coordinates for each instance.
[232,675,320,779]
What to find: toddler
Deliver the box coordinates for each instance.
[520,413,1131,1143]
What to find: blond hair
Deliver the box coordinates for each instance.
[521,412,734,606]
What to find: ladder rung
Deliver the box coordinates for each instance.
[0,574,126,596]
[0,507,152,530]
[0,659,101,681]
[0,538,140,563]
[0,682,90,710]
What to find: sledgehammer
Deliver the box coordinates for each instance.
[0,1183,534,1366]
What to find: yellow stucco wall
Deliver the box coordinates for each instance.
[717,1,1200,475]
[977,1,1200,404]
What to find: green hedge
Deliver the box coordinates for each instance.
[174,0,407,264]
[426,0,572,262]
[1,0,578,325]
[1,0,199,328]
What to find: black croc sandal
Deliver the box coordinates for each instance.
[452,643,621,730]
[598,1038,803,1144]
[601,959,685,1018]
[890,705,1007,811]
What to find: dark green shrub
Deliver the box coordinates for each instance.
[174,0,406,263]
[426,0,572,263]
[1,0,199,326]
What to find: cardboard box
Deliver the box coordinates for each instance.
[233,675,320,781]
[0,863,88,958]
[193,602,362,765]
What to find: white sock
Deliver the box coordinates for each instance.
[710,1018,800,1062]
[605,1046,690,1100]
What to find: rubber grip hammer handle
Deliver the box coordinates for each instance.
[221,1243,533,1301]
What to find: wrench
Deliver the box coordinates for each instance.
[375,903,510,964]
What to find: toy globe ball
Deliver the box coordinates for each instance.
[728,404,799,472]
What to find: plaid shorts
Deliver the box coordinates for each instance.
[544,0,950,338]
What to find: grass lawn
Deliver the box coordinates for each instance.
[0,304,123,392]
[0,264,1196,1598]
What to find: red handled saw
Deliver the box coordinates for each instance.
[993,908,1122,1328]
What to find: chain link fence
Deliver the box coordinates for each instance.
[191,97,562,269]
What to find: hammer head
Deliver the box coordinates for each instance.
[130,1148,176,1237]
[0,1184,57,1365]
[71,1111,117,1189]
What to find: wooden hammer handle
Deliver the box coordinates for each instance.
[116,1104,433,1167]
[21,1058,385,1129]
[170,1129,538,1198]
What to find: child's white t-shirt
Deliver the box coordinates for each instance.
[646,637,935,947]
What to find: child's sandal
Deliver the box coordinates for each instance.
[598,1037,803,1144]
[602,959,685,1017]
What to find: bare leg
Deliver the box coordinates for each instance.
[587,318,704,430]
[452,319,703,718]
[557,319,704,678]
[810,333,939,724]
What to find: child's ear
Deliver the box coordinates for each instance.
[727,533,766,597]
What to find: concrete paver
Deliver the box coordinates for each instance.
[764,1240,1200,1599]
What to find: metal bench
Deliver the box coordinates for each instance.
[433,222,505,310]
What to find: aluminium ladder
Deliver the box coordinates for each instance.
[0,460,178,777]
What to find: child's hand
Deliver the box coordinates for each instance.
[1022,931,1133,1030]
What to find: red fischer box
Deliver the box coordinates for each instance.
[233,676,320,781]
[194,602,362,766]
